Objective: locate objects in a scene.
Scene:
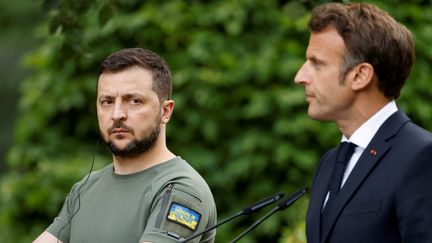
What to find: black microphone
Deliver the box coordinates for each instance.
[181,192,285,242]
[230,187,308,243]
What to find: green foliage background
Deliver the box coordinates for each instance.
[1,0,432,242]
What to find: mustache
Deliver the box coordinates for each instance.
[107,121,134,134]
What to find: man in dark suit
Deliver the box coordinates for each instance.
[294,3,432,243]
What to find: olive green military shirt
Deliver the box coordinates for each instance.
[47,157,217,243]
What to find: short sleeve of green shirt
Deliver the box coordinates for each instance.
[141,182,216,243]
[46,182,82,243]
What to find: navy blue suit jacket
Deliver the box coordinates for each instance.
[306,111,432,243]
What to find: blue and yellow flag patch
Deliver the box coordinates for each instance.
[167,202,201,231]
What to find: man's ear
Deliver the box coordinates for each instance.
[351,62,374,91]
[161,100,175,124]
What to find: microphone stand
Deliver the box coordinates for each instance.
[230,187,308,243]
[181,192,284,242]
[181,211,242,242]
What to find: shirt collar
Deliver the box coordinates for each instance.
[342,100,398,149]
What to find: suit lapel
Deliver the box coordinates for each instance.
[320,111,410,243]
[307,150,337,243]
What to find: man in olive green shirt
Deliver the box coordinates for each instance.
[33,48,217,243]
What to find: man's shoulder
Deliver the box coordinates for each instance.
[376,110,432,143]
[158,157,207,182]
[396,117,432,145]
[70,164,112,192]
[154,157,215,201]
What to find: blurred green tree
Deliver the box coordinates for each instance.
[0,0,43,171]
[1,0,431,243]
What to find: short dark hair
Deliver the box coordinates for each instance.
[99,48,172,101]
[309,3,414,99]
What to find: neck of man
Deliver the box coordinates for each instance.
[338,92,391,138]
[112,134,176,175]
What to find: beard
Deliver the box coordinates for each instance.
[102,116,161,159]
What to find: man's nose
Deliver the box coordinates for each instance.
[111,102,127,121]
[294,63,309,85]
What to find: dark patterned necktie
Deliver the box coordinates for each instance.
[321,142,357,226]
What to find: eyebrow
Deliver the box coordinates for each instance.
[308,54,325,64]
[98,92,144,97]
[98,92,148,100]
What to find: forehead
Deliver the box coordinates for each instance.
[97,66,154,95]
[306,26,346,62]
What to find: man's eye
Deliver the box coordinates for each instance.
[101,99,113,105]
[129,98,142,104]
[310,59,319,66]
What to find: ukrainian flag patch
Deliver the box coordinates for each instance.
[167,202,201,231]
